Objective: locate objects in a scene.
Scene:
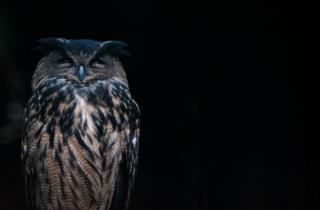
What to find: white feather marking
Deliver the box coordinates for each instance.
[76,95,95,135]
[79,65,84,76]
[132,137,137,146]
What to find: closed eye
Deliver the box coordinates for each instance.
[90,58,105,68]
[57,57,74,68]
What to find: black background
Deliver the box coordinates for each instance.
[0,1,311,210]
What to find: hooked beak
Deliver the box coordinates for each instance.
[77,65,86,81]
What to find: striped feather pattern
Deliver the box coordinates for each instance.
[22,77,140,210]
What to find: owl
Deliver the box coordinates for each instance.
[21,38,140,210]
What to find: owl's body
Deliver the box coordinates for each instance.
[22,38,140,210]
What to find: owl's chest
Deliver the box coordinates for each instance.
[27,81,135,151]
[59,90,123,139]
[36,84,123,131]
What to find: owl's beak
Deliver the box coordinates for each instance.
[78,65,86,81]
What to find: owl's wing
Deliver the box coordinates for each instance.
[125,126,140,209]
[109,100,140,210]
[21,97,44,210]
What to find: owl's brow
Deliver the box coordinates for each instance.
[79,50,87,58]
[54,49,70,58]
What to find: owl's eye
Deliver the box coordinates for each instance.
[57,57,74,68]
[90,58,105,68]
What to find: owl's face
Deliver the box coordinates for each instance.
[32,38,129,91]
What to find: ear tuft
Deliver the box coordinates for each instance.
[32,37,67,55]
[98,41,130,57]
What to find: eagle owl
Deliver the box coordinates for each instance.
[21,38,140,210]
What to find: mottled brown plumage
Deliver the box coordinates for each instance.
[21,38,140,210]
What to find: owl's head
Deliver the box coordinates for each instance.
[31,38,130,91]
